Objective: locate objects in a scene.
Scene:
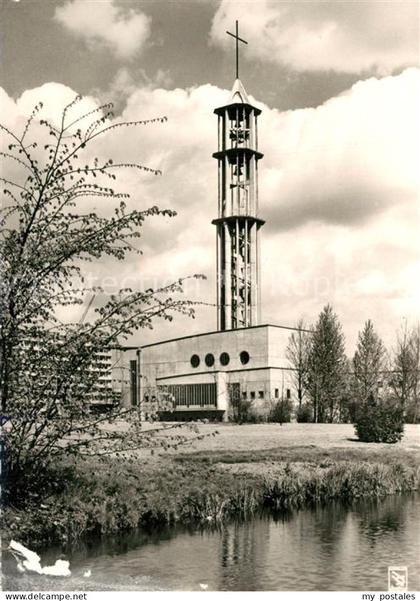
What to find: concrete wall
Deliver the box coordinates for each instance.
[108,325,300,415]
[140,325,272,384]
[267,326,306,404]
[137,325,299,416]
[267,326,293,365]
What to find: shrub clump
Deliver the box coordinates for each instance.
[263,461,417,509]
[230,396,256,424]
[296,402,313,423]
[354,399,404,443]
[268,399,293,423]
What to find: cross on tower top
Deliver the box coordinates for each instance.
[226,20,248,80]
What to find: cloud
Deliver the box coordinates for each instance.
[259,68,420,231]
[16,82,98,127]
[2,68,419,350]
[54,0,151,59]
[100,67,174,109]
[210,0,418,74]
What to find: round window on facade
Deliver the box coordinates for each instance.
[220,352,230,366]
[240,350,250,365]
[191,354,200,368]
[205,353,215,367]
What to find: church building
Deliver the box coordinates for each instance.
[112,23,304,420]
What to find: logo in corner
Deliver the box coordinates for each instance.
[388,566,408,591]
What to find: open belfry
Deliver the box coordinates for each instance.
[213,21,264,330]
[213,77,264,330]
[111,22,301,419]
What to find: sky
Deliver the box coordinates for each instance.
[1,0,419,353]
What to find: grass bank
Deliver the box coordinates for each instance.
[3,433,419,550]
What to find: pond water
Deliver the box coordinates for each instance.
[6,493,420,591]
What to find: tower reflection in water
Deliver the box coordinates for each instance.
[219,519,271,591]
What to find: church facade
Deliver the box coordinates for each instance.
[138,324,297,420]
[111,72,303,420]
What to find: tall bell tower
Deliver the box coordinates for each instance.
[213,21,265,331]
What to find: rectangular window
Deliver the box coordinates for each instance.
[258,390,264,399]
[242,391,247,399]
[274,388,279,398]
[286,388,291,400]
[250,391,256,400]
[162,383,217,407]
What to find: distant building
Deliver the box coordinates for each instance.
[109,346,139,407]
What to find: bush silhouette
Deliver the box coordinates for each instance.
[354,396,404,443]
[296,403,313,423]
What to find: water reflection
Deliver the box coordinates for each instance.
[5,493,420,591]
[219,520,270,590]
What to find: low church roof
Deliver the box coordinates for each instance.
[138,323,312,350]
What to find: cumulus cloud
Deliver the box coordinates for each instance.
[210,0,418,74]
[16,82,99,128]
[259,68,420,230]
[54,0,151,59]
[101,67,174,109]
[2,68,419,349]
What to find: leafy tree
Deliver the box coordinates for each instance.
[391,323,420,418]
[406,325,420,422]
[305,305,347,423]
[336,356,355,422]
[0,97,204,504]
[352,320,387,403]
[285,318,310,408]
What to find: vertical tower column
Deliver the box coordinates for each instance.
[212,79,265,331]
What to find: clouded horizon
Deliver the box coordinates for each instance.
[1,0,419,353]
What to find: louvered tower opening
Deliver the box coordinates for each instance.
[212,79,265,331]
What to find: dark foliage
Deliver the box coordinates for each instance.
[352,320,386,403]
[305,305,347,423]
[296,402,313,423]
[268,399,293,423]
[354,397,404,443]
[229,388,256,424]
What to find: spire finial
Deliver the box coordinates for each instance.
[226,20,248,80]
